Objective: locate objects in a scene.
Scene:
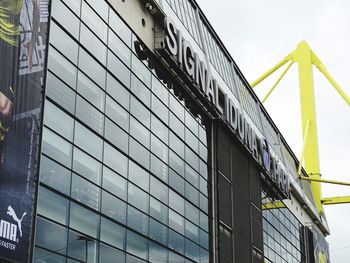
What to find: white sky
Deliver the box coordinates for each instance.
[196,0,350,262]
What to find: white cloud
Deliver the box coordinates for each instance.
[196,0,350,262]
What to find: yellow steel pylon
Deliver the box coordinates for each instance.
[251,41,350,216]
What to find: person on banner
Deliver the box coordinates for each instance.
[0,0,40,167]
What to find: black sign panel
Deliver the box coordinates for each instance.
[0,0,49,262]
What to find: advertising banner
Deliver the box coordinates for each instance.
[0,0,49,262]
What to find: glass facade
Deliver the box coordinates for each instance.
[34,0,210,262]
[262,193,305,263]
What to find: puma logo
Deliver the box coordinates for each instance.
[7,206,26,237]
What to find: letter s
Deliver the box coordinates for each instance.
[164,17,178,56]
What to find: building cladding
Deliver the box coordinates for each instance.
[0,0,330,263]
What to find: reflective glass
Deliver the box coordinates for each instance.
[69,203,99,238]
[67,230,98,263]
[129,160,149,191]
[73,147,101,184]
[100,244,125,263]
[102,166,127,200]
[77,71,105,111]
[103,143,128,177]
[150,197,168,225]
[71,174,100,210]
[100,217,126,249]
[101,190,127,224]
[128,184,149,213]
[106,73,130,108]
[149,218,168,246]
[127,206,149,236]
[126,231,148,260]
[74,122,103,160]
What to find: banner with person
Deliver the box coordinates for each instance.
[0,0,49,261]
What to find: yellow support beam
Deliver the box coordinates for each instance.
[322,196,350,205]
[250,54,292,88]
[292,41,323,216]
[262,201,286,210]
[299,176,350,187]
[298,119,311,176]
[261,61,294,103]
[252,40,350,217]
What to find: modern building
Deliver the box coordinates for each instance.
[0,0,330,262]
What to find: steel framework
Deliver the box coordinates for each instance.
[251,41,350,215]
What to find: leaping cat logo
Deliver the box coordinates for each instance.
[7,206,26,237]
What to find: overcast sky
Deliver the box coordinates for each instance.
[196,0,350,262]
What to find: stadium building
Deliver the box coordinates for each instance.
[0,0,330,262]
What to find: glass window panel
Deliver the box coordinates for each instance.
[60,0,81,15]
[199,143,208,161]
[149,241,168,263]
[200,212,209,231]
[185,111,199,137]
[127,206,149,236]
[170,95,184,122]
[85,0,109,21]
[103,143,128,177]
[186,202,199,226]
[81,1,107,42]
[186,221,199,244]
[73,147,101,184]
[129,160,149,191]
[102,166,127,200]
[105,118,129,154]
[150,177,168,204]
[76,96,104,134]
[169,210,184,235]
[199,126,207,146]
[77,71,105,111]
[101,190,126,224]
[199,160,208,181]
[169,132,184,159]
[67,230,98,262]
[48,47,77,88]
[50,21,78,64]
[186,239,199,262]
[71,174,100,210]
[151,115,168,143]
[169,190,184,215]
[186,147,199,172]
[168,229,184,254]
[33,247,66,263]
[150,197,168,225]
[151,135,168,164]
[37,187,69,225]
[186,128,199,154]
[186,165,199,189]
[108,29,131,66]
[169,151,184,177]
[42,128,72,168]
[129,138,150,170]
[169,251,185,263]
[131,75,150,107]
[39,155,71,195]
[151,94,168,125]
[74,122,103,160]
[131,54,151,87]
[130,97,150,128]
[46,72,76,115]
[126,231,148,260]
[130,117,150,148]
[152,76,168,106]
[51,0,80,38]
[109,9,132,46]
[200,193,208,214]
[100,217,125,249]
[100,244,125,263]
[108,51,131,88]
[128,184,149,214]
[150,155,168,183]
[44,100,74,140]
[79,49,106,89]
[170,113,184,140]
[149,218,168,246]
[169,169,185,196]
[106,74,130,108]
[35,217,67,254]
[69,203,99,238]
[105,95,129,130]
[80,24,107,65]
